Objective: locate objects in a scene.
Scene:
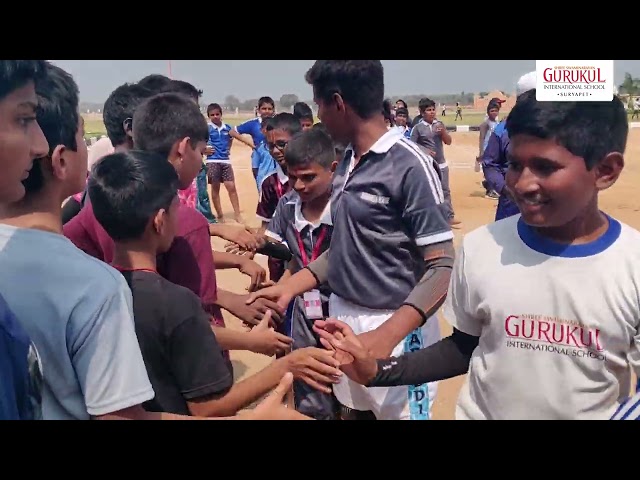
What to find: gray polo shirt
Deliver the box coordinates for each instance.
[328,129,453,311]
[410,119,446,164]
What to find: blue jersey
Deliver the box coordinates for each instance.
[206,122,233,162]
[236,117,265,146]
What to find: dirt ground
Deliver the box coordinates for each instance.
[211,129,640,420]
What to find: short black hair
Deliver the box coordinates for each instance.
[133,92,209,160]
[164,80,202,102]
[0,60,47,101]
[89,150,179,242]
[382,99,394,124]
[258,96,275,108]
[207,103,222,115]
[305,60,384,119]
[103,82,154,146]
[506,89,628,170]
[396,107,409,117]
[486,101,500,114]
[24,62,80,195]
[293,101,313,121]
[395,99,408,109]
[137,74,172,92]
[284,128,336,169]
[266,112,302,136]
[418,97,436,112]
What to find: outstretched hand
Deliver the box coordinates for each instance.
[244,373,313,420]
[313,319,379,386]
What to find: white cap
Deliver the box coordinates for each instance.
[516,71,537,96]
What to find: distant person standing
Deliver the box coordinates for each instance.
[411,98,461,229]
[454,102,462,121]
[205,103,243,224]
[441,104,446,116]
[476,101,501,199]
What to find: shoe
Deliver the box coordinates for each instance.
[485,190,499,200]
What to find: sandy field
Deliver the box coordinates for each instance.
[211,129,640,420]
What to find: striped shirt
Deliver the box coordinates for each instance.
[611,392,640,420]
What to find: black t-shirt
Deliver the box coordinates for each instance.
[120,270,233,415]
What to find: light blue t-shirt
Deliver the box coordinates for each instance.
[0,224,155,420]
[253,143,277,192]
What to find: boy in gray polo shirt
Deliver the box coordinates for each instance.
[248,60,454,420]
[264,128,340,419]
[411,97,460,228]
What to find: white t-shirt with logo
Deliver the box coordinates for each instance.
[444,214,640,420]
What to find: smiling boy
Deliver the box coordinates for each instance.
[315,90,640,420]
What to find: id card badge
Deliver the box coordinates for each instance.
[303,290,324,320]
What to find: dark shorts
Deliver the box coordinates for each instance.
[206,162,235,183]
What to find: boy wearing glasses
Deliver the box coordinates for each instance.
[256,113,302,282]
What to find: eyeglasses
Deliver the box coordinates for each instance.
[268,140,288,151]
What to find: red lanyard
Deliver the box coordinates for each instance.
[112,266,158,274]
[295,225,328,267]
[275,180,285,198]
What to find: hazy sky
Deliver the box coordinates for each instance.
[50,60,640,103]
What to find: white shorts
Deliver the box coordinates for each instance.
[329,294,441,420]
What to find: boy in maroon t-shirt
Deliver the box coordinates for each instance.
[64,91,284,337]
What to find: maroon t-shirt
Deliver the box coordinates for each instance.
[256,171,290,283]
[63,202,225,327]
[256,172,290,222]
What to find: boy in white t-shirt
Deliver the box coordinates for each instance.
[314,89,640,420]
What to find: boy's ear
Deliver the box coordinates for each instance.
[123,118,133,139]
[152,208,167,235]
[177,137,191,157]
[333,93,346,113]
[594,152,624,192]
[49,144,68,181]
[330,160,338,174]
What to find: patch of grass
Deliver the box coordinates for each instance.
[83,111,640,140]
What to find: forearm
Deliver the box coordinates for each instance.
[478,125,488,155]
[190,361,287,417]
[378,241,454,347]
[403,241,454,322]
[278,268,293,284]
[305,248,329,285]
[230,131,255,149]
[281,268,319,297]
[209,223,245,242]
[212,326,253,351]
[214,289,236,312]
[94,405,238,420]
[213,251,245,269]
[369,329,478,387]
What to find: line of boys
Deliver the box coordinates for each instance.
[0,60,341,420]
